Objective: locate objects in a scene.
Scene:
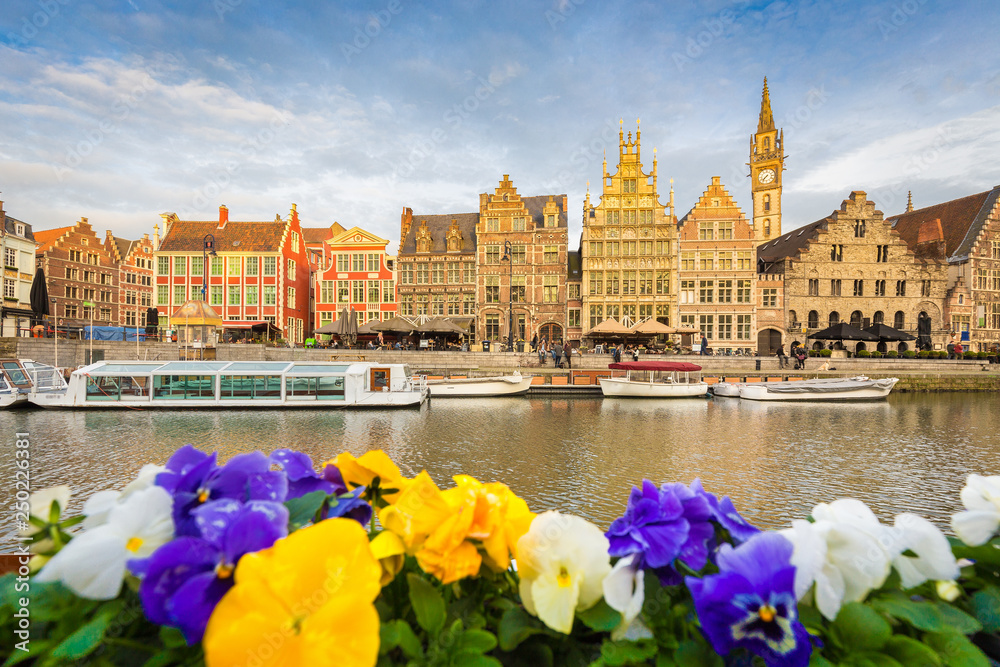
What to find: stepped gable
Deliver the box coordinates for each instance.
[34,226,73,254]
[159,219,287,252]
[522,194,568,228]
[887,188,998,259]
[399,212,478,254]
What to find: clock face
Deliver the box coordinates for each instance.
[758,168,776,184]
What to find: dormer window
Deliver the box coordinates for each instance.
[446,219,463,252]
[15,224,24,236]
[415,220,432,253]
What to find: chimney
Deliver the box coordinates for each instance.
[218,205,229,229]
[290,203,298,226]
[400,207,413,248]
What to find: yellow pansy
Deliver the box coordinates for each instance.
[416,540,482,585]
[369,530,406,587]
[331,450,409,503]
[379,471,454,549]
[204,518,381,667]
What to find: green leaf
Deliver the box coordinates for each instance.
[158,625,187,649]
[51,600,122,660]
[923,629,989,667]
[497,607,545,651]
[839,653,903,667]
[407,573,446,635]
[455,629,497,653]
[950,537,1000,567]
[451,652,503,667]
[970,587,1000,632]
[2,639,53,667]
[884,635,943,667]
[873,596,946,632]
[600,638,657,666]
[284,490,328,531]
[673,639,724,667]
[809,655,837,667]
[932,602,981,634]
[578,598,623,632]
[830,602,892,652]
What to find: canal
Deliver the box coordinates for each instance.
[3,392,997,549]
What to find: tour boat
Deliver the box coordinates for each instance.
[737,376,899,402]
[28,360,428,409]
[425,370,534,397]
[599,361,709,398]
[0,359,66,408]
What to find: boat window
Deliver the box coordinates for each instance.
[289,364,350,374]
[220,375,282,399]
[223,362,293,373]
[285,376,345,400]
[153,375,216,399]
[370,368,390,390]
[1,362,29,386]
[87,376,150,401]
[157,362,229,373]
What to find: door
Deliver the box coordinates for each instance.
[538,323,563,343]
[756,328,782,356]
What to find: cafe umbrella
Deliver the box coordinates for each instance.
[807,322,880,343]
[29,267,49,329]
[862,322,916,342]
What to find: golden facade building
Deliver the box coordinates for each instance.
[677,177,757,351]
[475,176,568,344]
[750,78,785,243]
[581,122,677,332]
[757,191,949,352]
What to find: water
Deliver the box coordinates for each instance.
[3,393,999,548]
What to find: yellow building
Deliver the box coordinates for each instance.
[750,78,785,243]
[581,121,678,333]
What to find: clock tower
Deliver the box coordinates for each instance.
[750,77,784,243]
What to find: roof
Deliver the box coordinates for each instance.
[108,235,136,262]
[3,216,35,242]
[756,218,830,263]
[609,361,703,372]
[302,225,341,245]
[522,195,568,229]
[34,226,73,254]
[399,212,478,255]
[887,188,998,260]
[159,220,287,253]
[567,249,582,280]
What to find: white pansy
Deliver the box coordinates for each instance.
[517,511,612,634]
[82,463,164,530]
[951,474,1000,546]
[35,486,174,599]
[602,553,652,640]
[19,485,72,552]
[888,513,959,589]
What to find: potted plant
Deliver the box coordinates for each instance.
[819,349,833,357]
[871,350,883,359]
[903,350,916,358]
[886,350,898,358]
[856,349,871,358]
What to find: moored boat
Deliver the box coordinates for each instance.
[0,359,66,407]
[737,376,899,401]
[425,371,533,397]
[709,381,742,397]
[599,361,709,398]
[28,360,427,409]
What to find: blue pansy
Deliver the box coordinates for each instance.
[270,449,336,499]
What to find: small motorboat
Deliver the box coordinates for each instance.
[599,361,709,398]
[738,376,899,402]
[710,381,742,398]
[0,359,66,408]
[425,371,534,397]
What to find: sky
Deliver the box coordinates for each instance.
[2,0,999,254]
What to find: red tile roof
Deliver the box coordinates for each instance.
[887,189,997,259]
[33,226,73,254]
[302,225,341,245]
[159,220,287,253]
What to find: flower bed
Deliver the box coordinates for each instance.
[4,446,1000,666]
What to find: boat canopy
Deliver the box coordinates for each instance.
[608,361,703,372]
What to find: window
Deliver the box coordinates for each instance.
[263,257,276,276]
[718,221,733,240]
[873,311,884,325]
[65,267,78,280]
[680,253,695,271]
[589,272,603,296]
[320,281,335,303]
[853,279,864,297]
[639,240,653,255]
[157,285,168,305]
[717,253,733,270]
[64,304,77,318]
[336,254,349,272]
[211,256,223,276]
[762,288,777,307]
[699,280,714,304]
[543,276,558,303]
[246,285,258,305]
[763,220,771,237]
[415,264,428,284]
[546,215,556,227]
[241,258,256,276]
[157,257,169,275]
[368,281,380,303]
[290,231,299,252]
[854,220,866,238]
[623,179,637,193]
[737,251,752,270]
[622,271,636,296]
[229,285,241,305]
[226,257,239,276]
[486,276,500,303]
[639,210,653,225]
[894,311,905,329]
[876,245,889,262]
[829,311,840,326]
[431,294,444,315]
[656,272,669,295]
[463,294,474,315]
[622,241,637,256]
[352,281,364,302]
[364,253,377,272]
[737,314,751,340]
[873,279,886,297]
[624,210,637,225]
[699,223,713,241]
[190,256,204,276]
[895,280,906,297]
[699,256,713,271]
[400,294,413,316]
[639,271,652,295]
[383,281,393,303]
[486,245,501,264]
[464,262,474,283]
[431,263,444,284]
[589,305,604,329]
[605,271,619,295]
[485,217,499,232]
[830,279,842,296]
[606,242,620,256]
[400,263,413,285]
[568,283,580,300]
[351,254,364,271]
[921,279,931,297]
[639,304,652,320]
[606,210,620,225]
[589,241,603,256]
[210,286,223,306]
[568,308,581,328]
[263,285,276,305]
[808,279,819,296]
[173,285,185,304]
[510,245,526,264]
[718,279,732,303]
[680,280,695,305]
[544,245,558,263]
[286,259,296,281]
[850,311,863,327]
[606,304,619,320]
[512,275,526,303]
[511,217,526,231]
[808,310,819,328]
[699,315,713,340]
[831,245,843,262]
[101,274,112,286]
[763,195,771,212]
[4,247,15,268]
[485,314,500,340]
[718,315,732,341]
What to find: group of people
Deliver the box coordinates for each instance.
[531,334,573,368]
[776,342,808,370]
[610,343,640,363]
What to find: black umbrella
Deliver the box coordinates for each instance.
[146,307,159,336]
[917,313,933,350]
[807,322,880,341]
[862,322,915,342]
[29,268,49,327]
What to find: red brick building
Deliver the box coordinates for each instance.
[35,217,118,326]
[105,231,155,327]
[314,226,397,329]
[154,204,311,343]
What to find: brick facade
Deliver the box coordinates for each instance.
[36,217,118,326]
[105,231,154,327]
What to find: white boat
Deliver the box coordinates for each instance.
[710,381,742,397]
[738,376,899,402]
[0,359,66,407]
[599,361,709,398]
[425,371,534,397]
[28,360,427,409]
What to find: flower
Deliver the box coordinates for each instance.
[19,485,71,552]
[332,449,409,503]
[270,449,336,500]
[35,486,174,600]
[887,513,959,589]
[203,518,382,667]
[516,511,611,634]
[136,499,289,644]
[686,532,812,667]
[690,478,760,543]
[936,580,962,602]
[83,463,164,529]
[602,554,651,640]
[951,474,1000,546]
[369,530,406,586]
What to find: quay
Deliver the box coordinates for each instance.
[3,338,998,394]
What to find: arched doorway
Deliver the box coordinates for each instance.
[757,328,782,356]
[538,322,563,344]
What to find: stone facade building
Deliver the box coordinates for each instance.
[757,191,950,352]
[581,122,678,333]
[475,176,569,345]
[314,226,397,330]
[35,217,118,327]
[104,231,155,328]
[678,177,757,351]
[0,199,37,335]
[887,186,1000,351]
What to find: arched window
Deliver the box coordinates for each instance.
[788,310,798,327]
[873,311,884,325]
[764,137,771,151]
[894,311,905,329]
[850,310,863,327]
[764,194,771,212]
[808,310,819,328]
[763,219,771,237]
[829,311,840,326]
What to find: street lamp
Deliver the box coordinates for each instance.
[501,240,514,352]
[202,234,217,301]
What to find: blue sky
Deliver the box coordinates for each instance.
[2,0,999,253]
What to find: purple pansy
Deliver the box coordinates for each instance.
[690,478,760,544]
[135,499,288,644]
[270,449,336,500]
[322,484,373,526]
[685,532,811,667]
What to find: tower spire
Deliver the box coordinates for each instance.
[906,191,914,212]
[758,76,775,134]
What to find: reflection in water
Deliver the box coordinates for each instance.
[2,393,998,549]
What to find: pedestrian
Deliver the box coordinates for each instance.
[614,343,624,363]
[955,342,964,357]
[795,347,807,370]
[947,341,955,359]
[531,333,538,353]
[700,336,710,356]
[550,343,558,366]
[538,342,547,365]
[554,341,564,368]
[776,343,788,369]
[565,343,573,369]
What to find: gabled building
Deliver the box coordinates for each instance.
[154,204,311,343]
[0,199,36,335]
[887,186,1000,351]
[104,231,155,327]
[475,176,569,344]
[314,225,397,329]
[677,177,757,352]
[566,245,583,345]
[35,217,118,326]
[581,121,678,332]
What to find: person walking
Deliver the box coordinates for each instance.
[565,343,573,369]
[554,341,564,369]
[776,343,788,369]
[700,335,710,356]
[530,333,538,353]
